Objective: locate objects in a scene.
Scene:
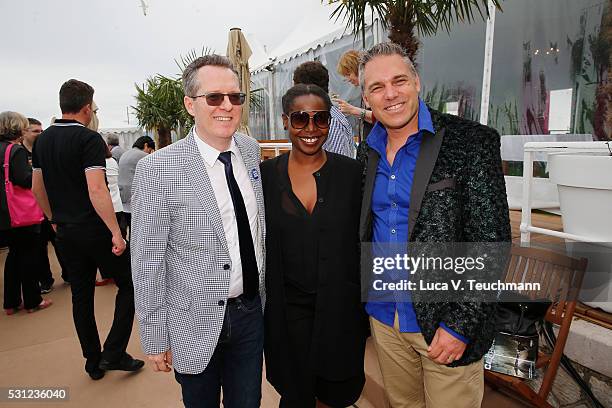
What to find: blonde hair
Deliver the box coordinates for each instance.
[337,50,361,77]
[0,111,29,142]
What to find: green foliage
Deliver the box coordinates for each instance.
[175,46,215,74]
[489,100,519,136]
[326,0,502,41]
[132,75,188,134]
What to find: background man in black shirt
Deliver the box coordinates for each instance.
[22,117,67,292]
[32,79,143,380]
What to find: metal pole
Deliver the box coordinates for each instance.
[268,69,277,140]
[479,0,496,125]
[520,150,534,243]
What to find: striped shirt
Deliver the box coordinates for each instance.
[323,105,356,158]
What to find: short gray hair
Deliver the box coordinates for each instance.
[106,134,119,146]
[182,54,240,97]
[358,42,417,90]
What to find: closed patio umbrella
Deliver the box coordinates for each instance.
[227,27,252,135]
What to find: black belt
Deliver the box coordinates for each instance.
[227,294,244,304]
[227,293,256,304]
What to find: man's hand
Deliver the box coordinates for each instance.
[147,350,172,372]
[427,327,467,365]
[111,234,126,256]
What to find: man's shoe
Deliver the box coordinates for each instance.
[99,353,144,372]
[87,368,105,380]
[40,285,54,294]
[85,359,105,380]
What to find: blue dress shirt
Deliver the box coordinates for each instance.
[365,99,469,344]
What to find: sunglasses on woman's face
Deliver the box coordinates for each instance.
[191,92,246,106]
[287,110,331,130]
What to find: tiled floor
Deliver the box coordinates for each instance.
[1,209,554,407]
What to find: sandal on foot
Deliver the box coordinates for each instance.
[5,303,24,316]
[27,299,53,313]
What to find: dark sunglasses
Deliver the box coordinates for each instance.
[191,92,246,106]
[286,110,331,130]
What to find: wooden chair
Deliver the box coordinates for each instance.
[485,245,587,408]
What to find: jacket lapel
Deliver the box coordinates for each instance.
[408,128,445,240]
[181,131,230,254]
[359,148,380,242]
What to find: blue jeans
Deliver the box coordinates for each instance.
[174,295,264,408]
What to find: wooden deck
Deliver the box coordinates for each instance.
[509,209,564,245]
[0,210,563,407]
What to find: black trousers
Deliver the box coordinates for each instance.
[37,219,56,288]
[56,223,134,364]
[3,226,43,310]
[120,212,131,240]
[99,213,126,280]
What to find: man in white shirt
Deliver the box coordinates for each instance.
[130,55,265,408]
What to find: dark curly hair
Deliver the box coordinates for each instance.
[292,61,329,93]
[281,84,331,115]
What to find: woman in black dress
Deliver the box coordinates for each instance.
[261,84,367,407]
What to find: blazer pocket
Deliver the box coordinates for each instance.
[426,177,456,192]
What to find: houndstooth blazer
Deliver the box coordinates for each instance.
[130,130,266,375]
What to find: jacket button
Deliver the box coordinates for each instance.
[218,300,225,306]
[318,197,324,203]
[223,264,230,270]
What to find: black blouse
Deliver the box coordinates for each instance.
[260,151,368,389]
[276,155,333,295]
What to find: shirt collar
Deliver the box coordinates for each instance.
[52,119,85,127]
[193,128,239,167]
[366,98,435,155]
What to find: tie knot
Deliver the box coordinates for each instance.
[218,151,232,167]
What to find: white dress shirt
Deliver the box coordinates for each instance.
[194,130,262,298]
[105,157,123,213]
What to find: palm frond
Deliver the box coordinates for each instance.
[174,46,215,74]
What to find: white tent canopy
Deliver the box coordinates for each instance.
[249,4,377,72]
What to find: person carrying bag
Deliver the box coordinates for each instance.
[4,143,44,227]
[1,111,52,315]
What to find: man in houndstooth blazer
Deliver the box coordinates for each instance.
[130,55,265,408]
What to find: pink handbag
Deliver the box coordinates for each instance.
[3,143,44,227]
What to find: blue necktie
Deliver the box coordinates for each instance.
[218,151,258,299]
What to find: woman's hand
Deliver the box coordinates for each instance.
[332,97,361,117]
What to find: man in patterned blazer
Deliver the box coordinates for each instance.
[131,55,265,408]
[358,42,511,408]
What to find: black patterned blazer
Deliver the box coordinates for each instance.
[358,106,511,366]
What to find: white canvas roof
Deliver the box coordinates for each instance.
[250,4,354,72]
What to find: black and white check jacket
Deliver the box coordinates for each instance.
[130,130,266,374]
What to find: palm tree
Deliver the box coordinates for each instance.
[132,75,186,148]
[328,0,502,61]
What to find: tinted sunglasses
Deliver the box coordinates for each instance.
[191,92,246,106]
[287,110,331,130]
